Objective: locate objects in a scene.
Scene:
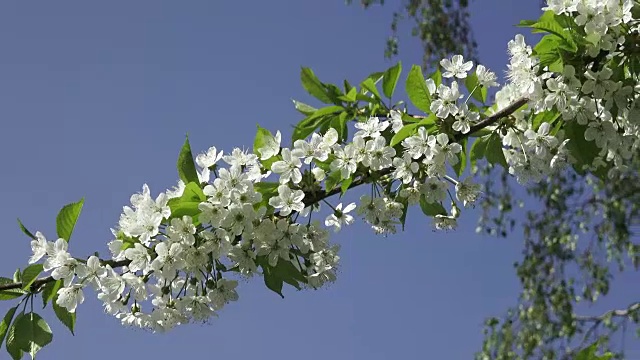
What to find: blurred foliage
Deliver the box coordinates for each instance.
[345,0,477,69]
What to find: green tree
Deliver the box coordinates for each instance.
[346,0,477,68]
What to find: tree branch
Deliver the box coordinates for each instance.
[0,259,130,292]
[575,302,640,323]
[1,98,530,293]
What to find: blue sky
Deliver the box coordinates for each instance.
[1,1,635,359]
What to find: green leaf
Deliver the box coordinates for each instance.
[309,106,345,119]
[382,62,402,98]
[343,79,353,94]
[324,83,343,103]
[12,270,20,283]
[469,137,488,172]
[419,196,447,216]
[531,111,560,131]
[390,123,419,147]
[534,35,562,67]
[363,71,384,85]
[332,111,350,143]
[398,197,409,231]
[361,78,382,101]
[485,133,508,169]
[0,306,17,348]
[41,280,61,309]
[300,67,332,104]
[56,198,84,242]
[292,106,344,141]
[464,72,487,103]
[564,120,601,175]
[430,68,442,87]
[167,182,206,220]
[253,125,277,160]
[291,99,317,116]
[254,182,280,213]
[258,257,307,298]
[325,171,342,192]
[531,21,577,52]
[21,264,43,291]
[5,315,23,360]
[16,219,35,240]
[0,278,25,301]
[575,342,600,360]
[52,297,75,335]
[177,136,199,185]
[452,138,467,177]
[405,65,432,113]
[338,87,357,103]
[340,177,353,196]
[12,312,53,359]
[519,11,577,52]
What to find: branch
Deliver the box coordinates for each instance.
[0,259,130,292]
[1,98,530,293]
[575,302,640,323]
[464,97,528,137]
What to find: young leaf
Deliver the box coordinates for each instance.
[177,136,199,185]
[419,196,447,216]
[41,280,62,309]
[398,198,409,231]
[56,198,84,242]
[300,67,332,104]
[361,78,382,101]
[291,99,317,116]
[382,62,402,98]
[324,171,342,192]
[5,315,23,360]
[21,264,43,291]
[390,123,419,147]
[430,68,442,87]
[452,138,468,177]
[254,182,280,212]
[340,177,353,196]
[485,133,508,169]
[16,219,36,240]
[13,312,53,359]
[464,72,487,103]
[262,264,284,298]
[0,306,17,348]
[469,137,488,172]
[338,87,357,103]
[292,106,344,141]
[53,297,75,335]
[253,125,277,160]
[167,182,206,220]
[12,269,20,283]
[564,120,600,175]
[405,65,432,113]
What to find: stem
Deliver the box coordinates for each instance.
[0,259,130,292]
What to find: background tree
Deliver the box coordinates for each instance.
[345,0,477,69]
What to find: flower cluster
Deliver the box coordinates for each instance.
[493,0,639,183]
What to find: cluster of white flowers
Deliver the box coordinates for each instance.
[493,1,639,183]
